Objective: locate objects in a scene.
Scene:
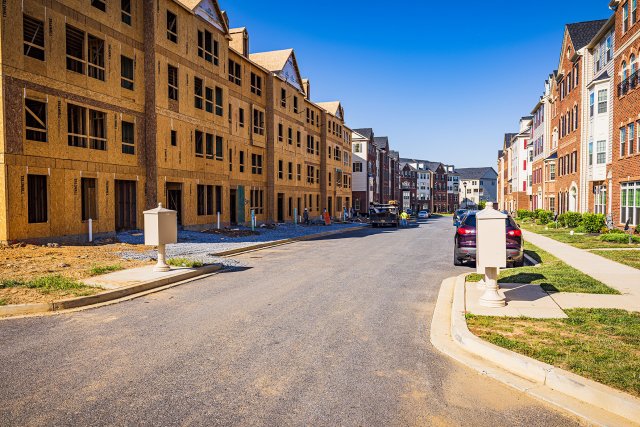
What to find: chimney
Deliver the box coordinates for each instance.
[302,79,310,99]
[229,28,249,57]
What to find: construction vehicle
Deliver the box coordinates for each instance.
[369,201,400,228]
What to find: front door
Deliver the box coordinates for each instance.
[236,186,245,224]
[166,182,182,225]
[277,193,284,223]
[115,180,137,231]
[328,197,333,216]
[230,189,237,224]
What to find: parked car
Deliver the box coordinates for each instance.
[418,210,430,219]
[453,211,524,267]
[453,209,468,225]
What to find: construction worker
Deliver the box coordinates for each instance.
[400,210,408,227]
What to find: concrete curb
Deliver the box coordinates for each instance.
[212,225,366,257]
[431,274,640,426]
[0,264,221,318]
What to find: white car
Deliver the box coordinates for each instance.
[418,210,430,219]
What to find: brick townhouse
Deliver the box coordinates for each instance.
[1,0,353,242]
[611,0,640,228]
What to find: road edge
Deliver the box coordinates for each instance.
[430,274,640,426]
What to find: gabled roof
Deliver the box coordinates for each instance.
[317,101,344,120]
[498,150,504,158]
[353,128,373,139]
[504,133,517,148]
[249,48,304,92]
[373,136,389,150]
[456,167,498,180]
[173,0,229,36]
[566,19,609,51]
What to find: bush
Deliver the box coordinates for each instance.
[537,210,554,225]
[599,233,640,244]
[582,213,606,234]
[557,212,582,228]
[574,225,587,233]
[516,209,533,220]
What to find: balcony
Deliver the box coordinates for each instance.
[618,71,639,97]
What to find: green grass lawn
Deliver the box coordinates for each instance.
[466,242,617,294]
[519,221,640,249]
[466,309,640,397]
[0,275,98,297]
[592,250,640,270]
[167,258,204,268]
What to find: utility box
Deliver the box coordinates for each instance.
[143,203,177,246]
[476,203,507,273]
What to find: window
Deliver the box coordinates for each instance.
[194,77,203,110]
[86,34,105,81]
[250,73,262,96]
[633,0,638,24]
[278,123,283,142]
[253,109,264,135]
[297,164,301,181]
[621,126,627,157]
[620,181,640,225]
[203,87,213,113]
[630,123,636,155]
[574,105,578,130]
[66,25,85,74]
[67,103,87,147]
[251,153,263,175]
[81,178,97,221]
[168,65,178,101]
[624,2,630,32]
[288,127,293,145]
[288,162,293,180]
[122,121,134,154]
[91,0,106,12]
[28,175,47,223]
[293,96,299,113]
[228,59,241,85]
[589,92,594,117]
[171,130,177,146]
[121,55,134,90]
[25,99,47,142]
[250,189,264,214]
[89,109,106,150]
[278,160,283,179]
[215,136,223,160]
[596,140,606,164]
[296,131,301,147]
[354,143,362,153]
[205,133,213,159]
[23,15,45,61]
[239,151,245,172]
[239,108,245,127]
[197,30,216,64]
[281,88,287,108]
[195,130,203,157]
[167,11,177,43]
[353,162,363,172]
[588,140,593,165]
[228,103,232,124]
[549,163,556,180]
[214,86,223,116]
[121,0,132,25]
[306,135,314,154]
[598,89,607,113]
[327,145,332,159]
[197,185,214,216]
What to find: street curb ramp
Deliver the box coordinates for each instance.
[431,274,640,426]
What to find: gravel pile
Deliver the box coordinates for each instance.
[117,223,363,268]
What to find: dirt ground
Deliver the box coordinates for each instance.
[0,242,153,305]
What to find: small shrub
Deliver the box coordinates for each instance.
[557,212,582,228]
[574,225,587,233]
[0,298,7,306]
[537,210,554,225]
[582,213,605,234]
[89,264,123,276]
[167,258,204,268]
[605,228,625,234]
[516,209,534,220]
[599,233,640,244]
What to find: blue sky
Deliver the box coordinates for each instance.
[226,0,613,169]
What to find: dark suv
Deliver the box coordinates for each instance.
[453,211,524,267]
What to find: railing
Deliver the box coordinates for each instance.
[618,71,639,97]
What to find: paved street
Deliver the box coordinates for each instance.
[0,217,579,426]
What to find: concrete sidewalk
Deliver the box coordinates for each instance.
[524,230,640,296]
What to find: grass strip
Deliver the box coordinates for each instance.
[466,242,617,294]
[591,250,640,270]
[167,258,204,268]
[466,308,640,397]
[89,264,124,276]
[519,222,640,249]
[0,275,97,296]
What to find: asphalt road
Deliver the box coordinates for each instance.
[0,216,581,426]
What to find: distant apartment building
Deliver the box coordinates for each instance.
[446,167,460,211]
[400,163,417,212]
[457,167,498,208]
[530,73,556,211]
[351,128,375,213]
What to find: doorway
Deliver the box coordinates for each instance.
[230,189,237,224]
[328,197,333,216]
[166,182,182,225]
[115,180,137,231]
[277,193,284,223]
